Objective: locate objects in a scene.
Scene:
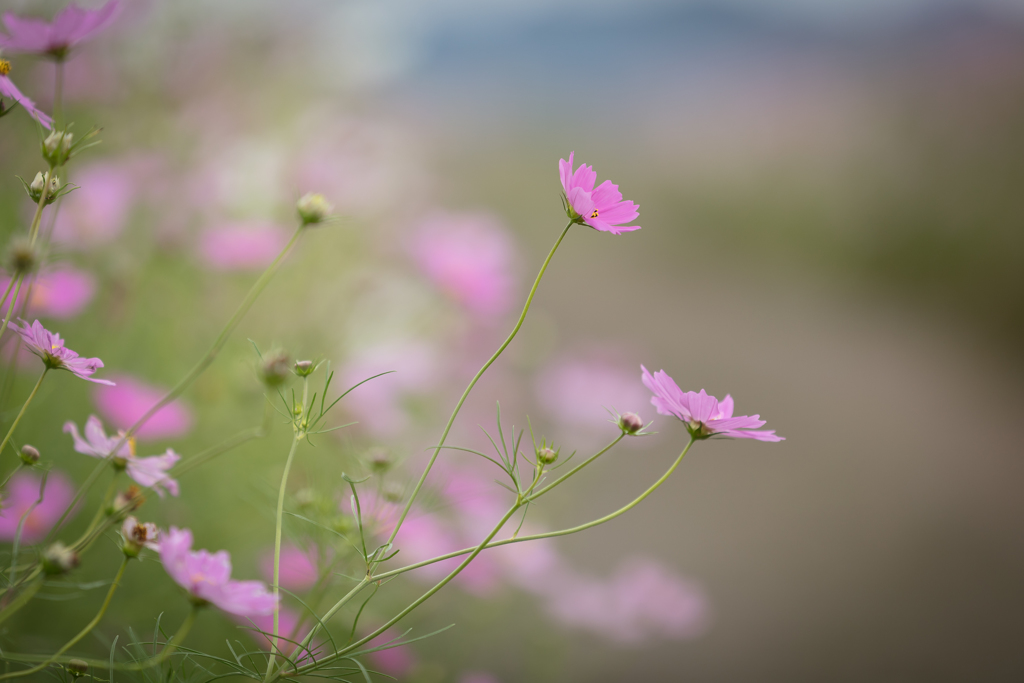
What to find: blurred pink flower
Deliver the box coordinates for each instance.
[259,545,318,592]
[340,342,438,437]
[641,366,783,441]
[9,318,113,384]
[0,265,96,319]
[366,629,417,677]
[393,513,500,596]
[33,52,121,104]
[0,1,120,57]
[242,608,300,654]
[0,72,53,128]
[0,470,74,543]
[543,557,709,644]
[411,212,517,317]
[199,221,289,270]
[93,374,193,441]
[536,357,650,431]
[559,152,640,234]
[51,161,135,247]
[160,526,276,617]
[64,415,181,497]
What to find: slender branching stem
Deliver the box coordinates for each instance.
[0,557,129,680]
[528,434,625,500]
[380,221,574,561]
[0,369,47,464]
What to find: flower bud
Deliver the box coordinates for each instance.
[260,350,291,388]
[367,447,391,474]
[68,659,88,679]
[29,171,45,194]
[24,171,61,205]
[618,412,644,435]
[109,485,145,516]
[294,359,314,377]
[537,446,558,465]
[297,192,333,226]
[41,542,79,575]
[19,444,40,465]
[6,238,38,275]
[42,129,73,166]
[382,484,404,503]
[294,487,316,509]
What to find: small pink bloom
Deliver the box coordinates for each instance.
[559,152,640,234]
[0,73,53,128]
[411,212,518,316]
[0,1,120,57]
[641,365,783,442]
[9,319,113,384]
[64,415,181,497]
[0,470,74,543]
[51,161,135,247]
[0,265,96,319]
[199,221,289,270]
[93,374,193,441]
[159,527,276,617]
[121,515,159,550]
[259,545,318,592]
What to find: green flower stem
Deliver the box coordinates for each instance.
[289,580,371,670]
[48,225,305,542]
[373,438,695,583]
[380,221,574,561]
[283,504,525,679]
[0,369,47,464]
[265,376,307,681]
[0,556,129,680]
[0,276,25,345]
[53,61,64,130]
[0,279,17,319]
[0,604,199,671]
[528,434,625,501]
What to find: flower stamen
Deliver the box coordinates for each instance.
[591,209,599,218]
[0,59,11,76]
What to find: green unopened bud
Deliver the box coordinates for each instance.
[41,542,79,575]
[367,447,391,474]
[259,350,291,388]
[294,488,316,509]
[294,359,314,377]
[19,444,40,465]
[67,659,88,678]
[24,171,61,205]
[42,129,73,166]
[297,192,333,226]
[109,485,144,516]
[6,238,38,275]
[537,447,558,465]
[618,412,644,435]
[382,484,404,503]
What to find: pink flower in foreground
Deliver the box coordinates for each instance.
[64,416,181,497]
[0,470,74,543]
[9,319,113,384]
[641,365,783,442]
[199,221,289,270]
[0,1,120,58]
[259,545,318,592]
[0,65,53,128]
[160,527,276,617]
[93,374,193,441]
[559,152,640,235]
[411,212,518,316]
[0,265,96,319]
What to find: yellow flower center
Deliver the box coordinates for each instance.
[590,209,599,218]
[0,60,10,76]
[190,572,207,585]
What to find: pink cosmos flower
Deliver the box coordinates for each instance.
[64,415,181,496]
[51,161,135,247]
[93,374,193,441]
[0,265,96,319]
[199,221,290,270]
[0,470,74,543]
[159,526,276,617]
[0,1,120,58]
[537,356,650,432]
[641,366,783,441]
[9,319,113,384]
[121,516,158,550]
[0,70,53,128]
[410,212,518,317]
[559,152,640,234]
[259,545,318,592]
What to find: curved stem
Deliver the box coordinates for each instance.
[528,433,624,501]
[0,369,47,463]
[0,279,17,318]
[374,439,695,582]
[0,276,25,344]
[0,557,128,680]
[381,221,573,558]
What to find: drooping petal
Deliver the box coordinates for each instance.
[208,580,277,617]
[125,449,180,497]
